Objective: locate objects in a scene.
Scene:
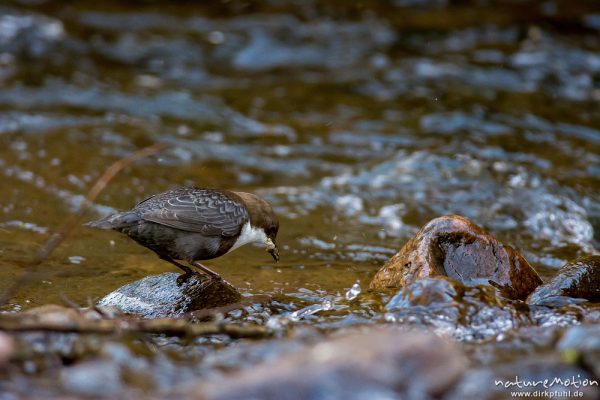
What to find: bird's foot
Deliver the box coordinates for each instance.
[190,261,223,281]
[176,272,194,286]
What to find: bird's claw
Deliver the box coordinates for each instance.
[176,272,192,286]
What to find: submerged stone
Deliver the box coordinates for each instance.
[98,272,241,318]
[528,256,600,306]
[384,277,522,341]
[369,215,542,300]
[192,328,468,400]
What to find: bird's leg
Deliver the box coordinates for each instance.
[189,261,222,280]
[158,255,195,285]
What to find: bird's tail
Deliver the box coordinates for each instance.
[84,212,139,230]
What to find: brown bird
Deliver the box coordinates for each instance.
[86,187,279,284]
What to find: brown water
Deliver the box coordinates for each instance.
[0,0,599,397]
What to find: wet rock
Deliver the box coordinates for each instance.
[98,272,241,318]
[528,256,600,306]
[384,277,523,341]
[370,215,542,300]
[191,328,468,400]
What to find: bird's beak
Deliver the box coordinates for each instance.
[266,238,279,262]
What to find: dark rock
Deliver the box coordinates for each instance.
[528,256,600,306]
[385,277,523,341]
[370,215,542,300]
[98,272,241,318]
[191,328,468,400]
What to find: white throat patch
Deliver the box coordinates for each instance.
[228,222,267,253]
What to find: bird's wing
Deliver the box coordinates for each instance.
[135,188,248,237]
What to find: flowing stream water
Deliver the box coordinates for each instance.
[0,0,598,398]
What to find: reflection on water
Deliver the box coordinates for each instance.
[0,0,599,397]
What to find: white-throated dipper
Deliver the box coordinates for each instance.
[86,187,279,284]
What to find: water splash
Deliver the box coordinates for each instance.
[265,315,290,331]
[265,295,337,330]
[345,282,361,301]
[321,296,334,311]
[0,220,48,234]
[290,295,335,321]
[68,256,86,265]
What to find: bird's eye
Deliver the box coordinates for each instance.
[269,226,278,237]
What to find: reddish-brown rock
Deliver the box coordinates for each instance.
[527,255,600,305]
[369,215,542,300]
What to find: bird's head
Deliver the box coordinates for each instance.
[235,191,279,262]
[264,222,279,262]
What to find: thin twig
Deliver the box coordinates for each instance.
[0,143,168,307]
[0,314,271,339]
[60,294,82,310]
